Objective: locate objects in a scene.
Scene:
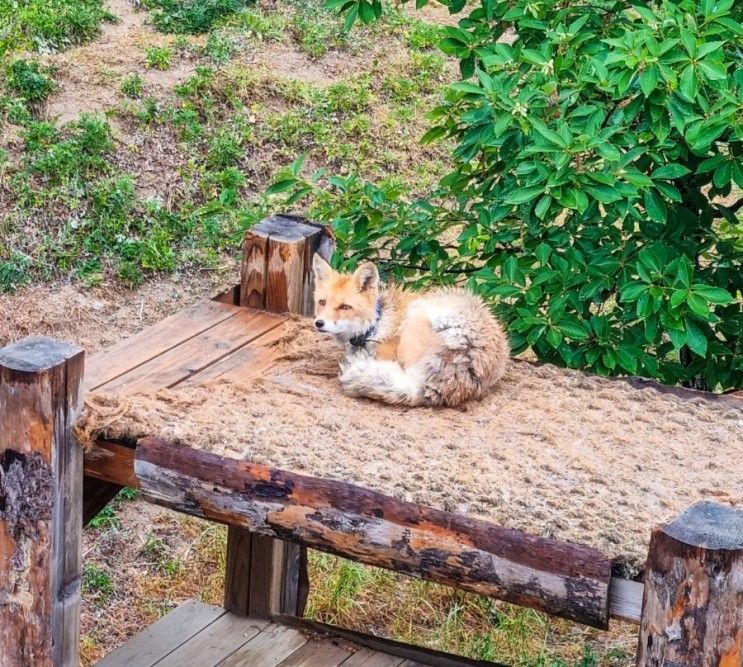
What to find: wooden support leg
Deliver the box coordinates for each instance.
[224,528,308,618]
[225,215,334,619]
[636,501,743,666]
[0,336,85,667]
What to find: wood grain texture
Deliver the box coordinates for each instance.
[608,576,642,624]
[239,215,333,317]
[86,301,240,391]
[97,599,225,667]
[217,617,308,666]
[0,336,84,667]
[232,215,334,623]
[98,309,284,393]
[274,639,351,667]
[636,501,743,666]
[129,437,611,628]
[155,611,268,666]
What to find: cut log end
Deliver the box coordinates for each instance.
[663,500,743,551]
[0,336,83,374]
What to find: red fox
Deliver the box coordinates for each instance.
[312,255,510,407]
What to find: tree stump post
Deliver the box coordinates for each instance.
[0,336,85,667]
[226,214,332,618]
[636,501,743,666]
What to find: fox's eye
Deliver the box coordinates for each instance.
[338,304,352,310]
[318,299,326,306]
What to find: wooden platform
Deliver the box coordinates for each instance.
[96,600,499,667]
[86,300,288,393]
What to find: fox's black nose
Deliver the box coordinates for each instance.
[315,319,325,330]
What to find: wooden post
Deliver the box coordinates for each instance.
[0,336,84,667]
[228,214,332,618]
[636,501,743,666]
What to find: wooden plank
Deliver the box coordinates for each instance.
[154,611,268,666]
[247,534,285,617]
[97,599,225,667]
[637,501,743,666]
[124,438,611,629]
[608,576,642,624]
[278,617,505,667]
[218,622,308,666]
[275,639,351,667]
[178,324,288,387]
[97,309,284,394]
[0,336,84,667]
[86,301,241,391]
[341,648,404,666]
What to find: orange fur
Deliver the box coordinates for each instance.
[312,256,510,407]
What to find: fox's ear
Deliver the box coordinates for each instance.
[353,262,379,293]
[313,254,334,283]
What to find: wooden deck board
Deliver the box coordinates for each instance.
[154,612,268,666]
[86,301,242,391]
[178,323,288,387]
[96,599,225,667]
[275,639,352,667]
[96,601,498,667]
[96,308,285,394]
[218,623,308,666]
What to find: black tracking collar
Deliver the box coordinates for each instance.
[349,300,383,349]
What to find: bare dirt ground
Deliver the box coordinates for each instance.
[0,270,235,352]
[41,0,200,125]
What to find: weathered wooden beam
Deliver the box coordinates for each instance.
[117,436,611,628]
[636,501,743,666]
[0,336,85,667]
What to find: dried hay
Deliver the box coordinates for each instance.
[76,319,743,577]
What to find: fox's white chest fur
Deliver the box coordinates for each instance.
[312,255,510,407]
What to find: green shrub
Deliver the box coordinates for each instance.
[5,59,56,103]
[281,0,743,390]
[142,0,251,34]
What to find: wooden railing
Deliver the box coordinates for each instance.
[1,215,741,666]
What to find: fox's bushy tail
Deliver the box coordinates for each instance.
[339,356,428,406]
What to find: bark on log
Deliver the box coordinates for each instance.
[636,501,743,666]
[0,336,84,667]
[130,436,611,628]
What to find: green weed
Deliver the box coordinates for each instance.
[5,59,56,103]
[0,0,114,57]
[120,72,144,98]
[0,253,32,292]
[82,563,114,603]
[204,31,235,63]
[229,9,287,42]
[88,504,121,530]
[143,0,252,34]
[145,45,173,70]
